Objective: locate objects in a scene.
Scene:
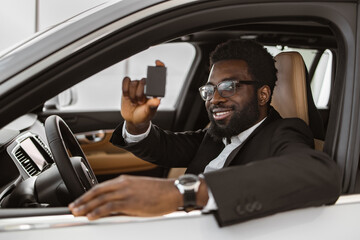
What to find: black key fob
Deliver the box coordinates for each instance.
[145,66,167,97]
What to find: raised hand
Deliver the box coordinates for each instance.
[120,60,164,134]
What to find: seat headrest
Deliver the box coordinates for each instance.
[271,51,325,140]
[271,51,309,124]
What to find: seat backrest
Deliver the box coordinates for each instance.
[271,51,325,150]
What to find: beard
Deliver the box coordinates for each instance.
[207,94,260,142]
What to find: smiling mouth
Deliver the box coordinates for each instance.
[212,109,233,121]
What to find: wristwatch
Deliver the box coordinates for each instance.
[174,174,201,212]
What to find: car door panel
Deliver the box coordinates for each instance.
[78,130,157,175]
[38,110,176,178]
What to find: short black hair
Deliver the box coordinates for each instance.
[210,39,277,96]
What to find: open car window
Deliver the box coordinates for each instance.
[45,43,331,112]
[44,42,196,111]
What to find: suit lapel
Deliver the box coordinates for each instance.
[223,108,281,167]
[186,133,224,174]
[223,140,246,168]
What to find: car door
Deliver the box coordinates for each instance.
[1,1,360,237]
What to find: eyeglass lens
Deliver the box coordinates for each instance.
[199,81,236,101]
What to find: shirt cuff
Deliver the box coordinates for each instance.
[199,174,218,212]
[122,121,152,143]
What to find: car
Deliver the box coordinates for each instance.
[0,0,360,239]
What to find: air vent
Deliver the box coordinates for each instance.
[34,135,53,160]
[14,148,40,176]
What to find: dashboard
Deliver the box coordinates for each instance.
[0,114,57,207]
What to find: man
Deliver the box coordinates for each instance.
[69,40,341,227]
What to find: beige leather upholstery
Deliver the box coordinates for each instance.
[272,52,309,124]
[272,51,324,150]
[81,131,157,175]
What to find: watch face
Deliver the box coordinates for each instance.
[175,174,200,193]
[179,174,198,186]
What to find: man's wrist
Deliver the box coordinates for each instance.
[122,121,152,144]
[125,121,150,135]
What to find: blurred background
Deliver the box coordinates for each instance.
[0,0,106,52]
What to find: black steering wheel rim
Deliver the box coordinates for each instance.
[45,115,98,199]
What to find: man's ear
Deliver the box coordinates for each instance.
[257,85,271,106]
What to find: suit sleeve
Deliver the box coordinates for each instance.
[110,122,206,168]
[204,118,341,227]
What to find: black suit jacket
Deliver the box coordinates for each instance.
[110,108,341,227]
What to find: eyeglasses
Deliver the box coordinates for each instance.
[199,80,260,101]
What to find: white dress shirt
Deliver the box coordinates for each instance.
[122,118,266,212]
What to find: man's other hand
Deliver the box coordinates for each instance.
[68,175,182,220]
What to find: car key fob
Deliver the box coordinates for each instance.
[145,66,167,97]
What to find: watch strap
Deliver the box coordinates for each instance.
[183,189,197,212]
[174,174,201,212]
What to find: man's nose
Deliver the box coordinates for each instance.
[210,88,226,104]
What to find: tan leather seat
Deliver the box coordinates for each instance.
[272,51,325,150]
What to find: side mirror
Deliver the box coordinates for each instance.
[43,88,78,110]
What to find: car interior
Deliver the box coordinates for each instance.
[63,21,336,181]
[1,1,356,219]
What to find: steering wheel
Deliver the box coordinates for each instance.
[45,115,98,199]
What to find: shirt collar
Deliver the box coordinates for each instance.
[222,117,267,145]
